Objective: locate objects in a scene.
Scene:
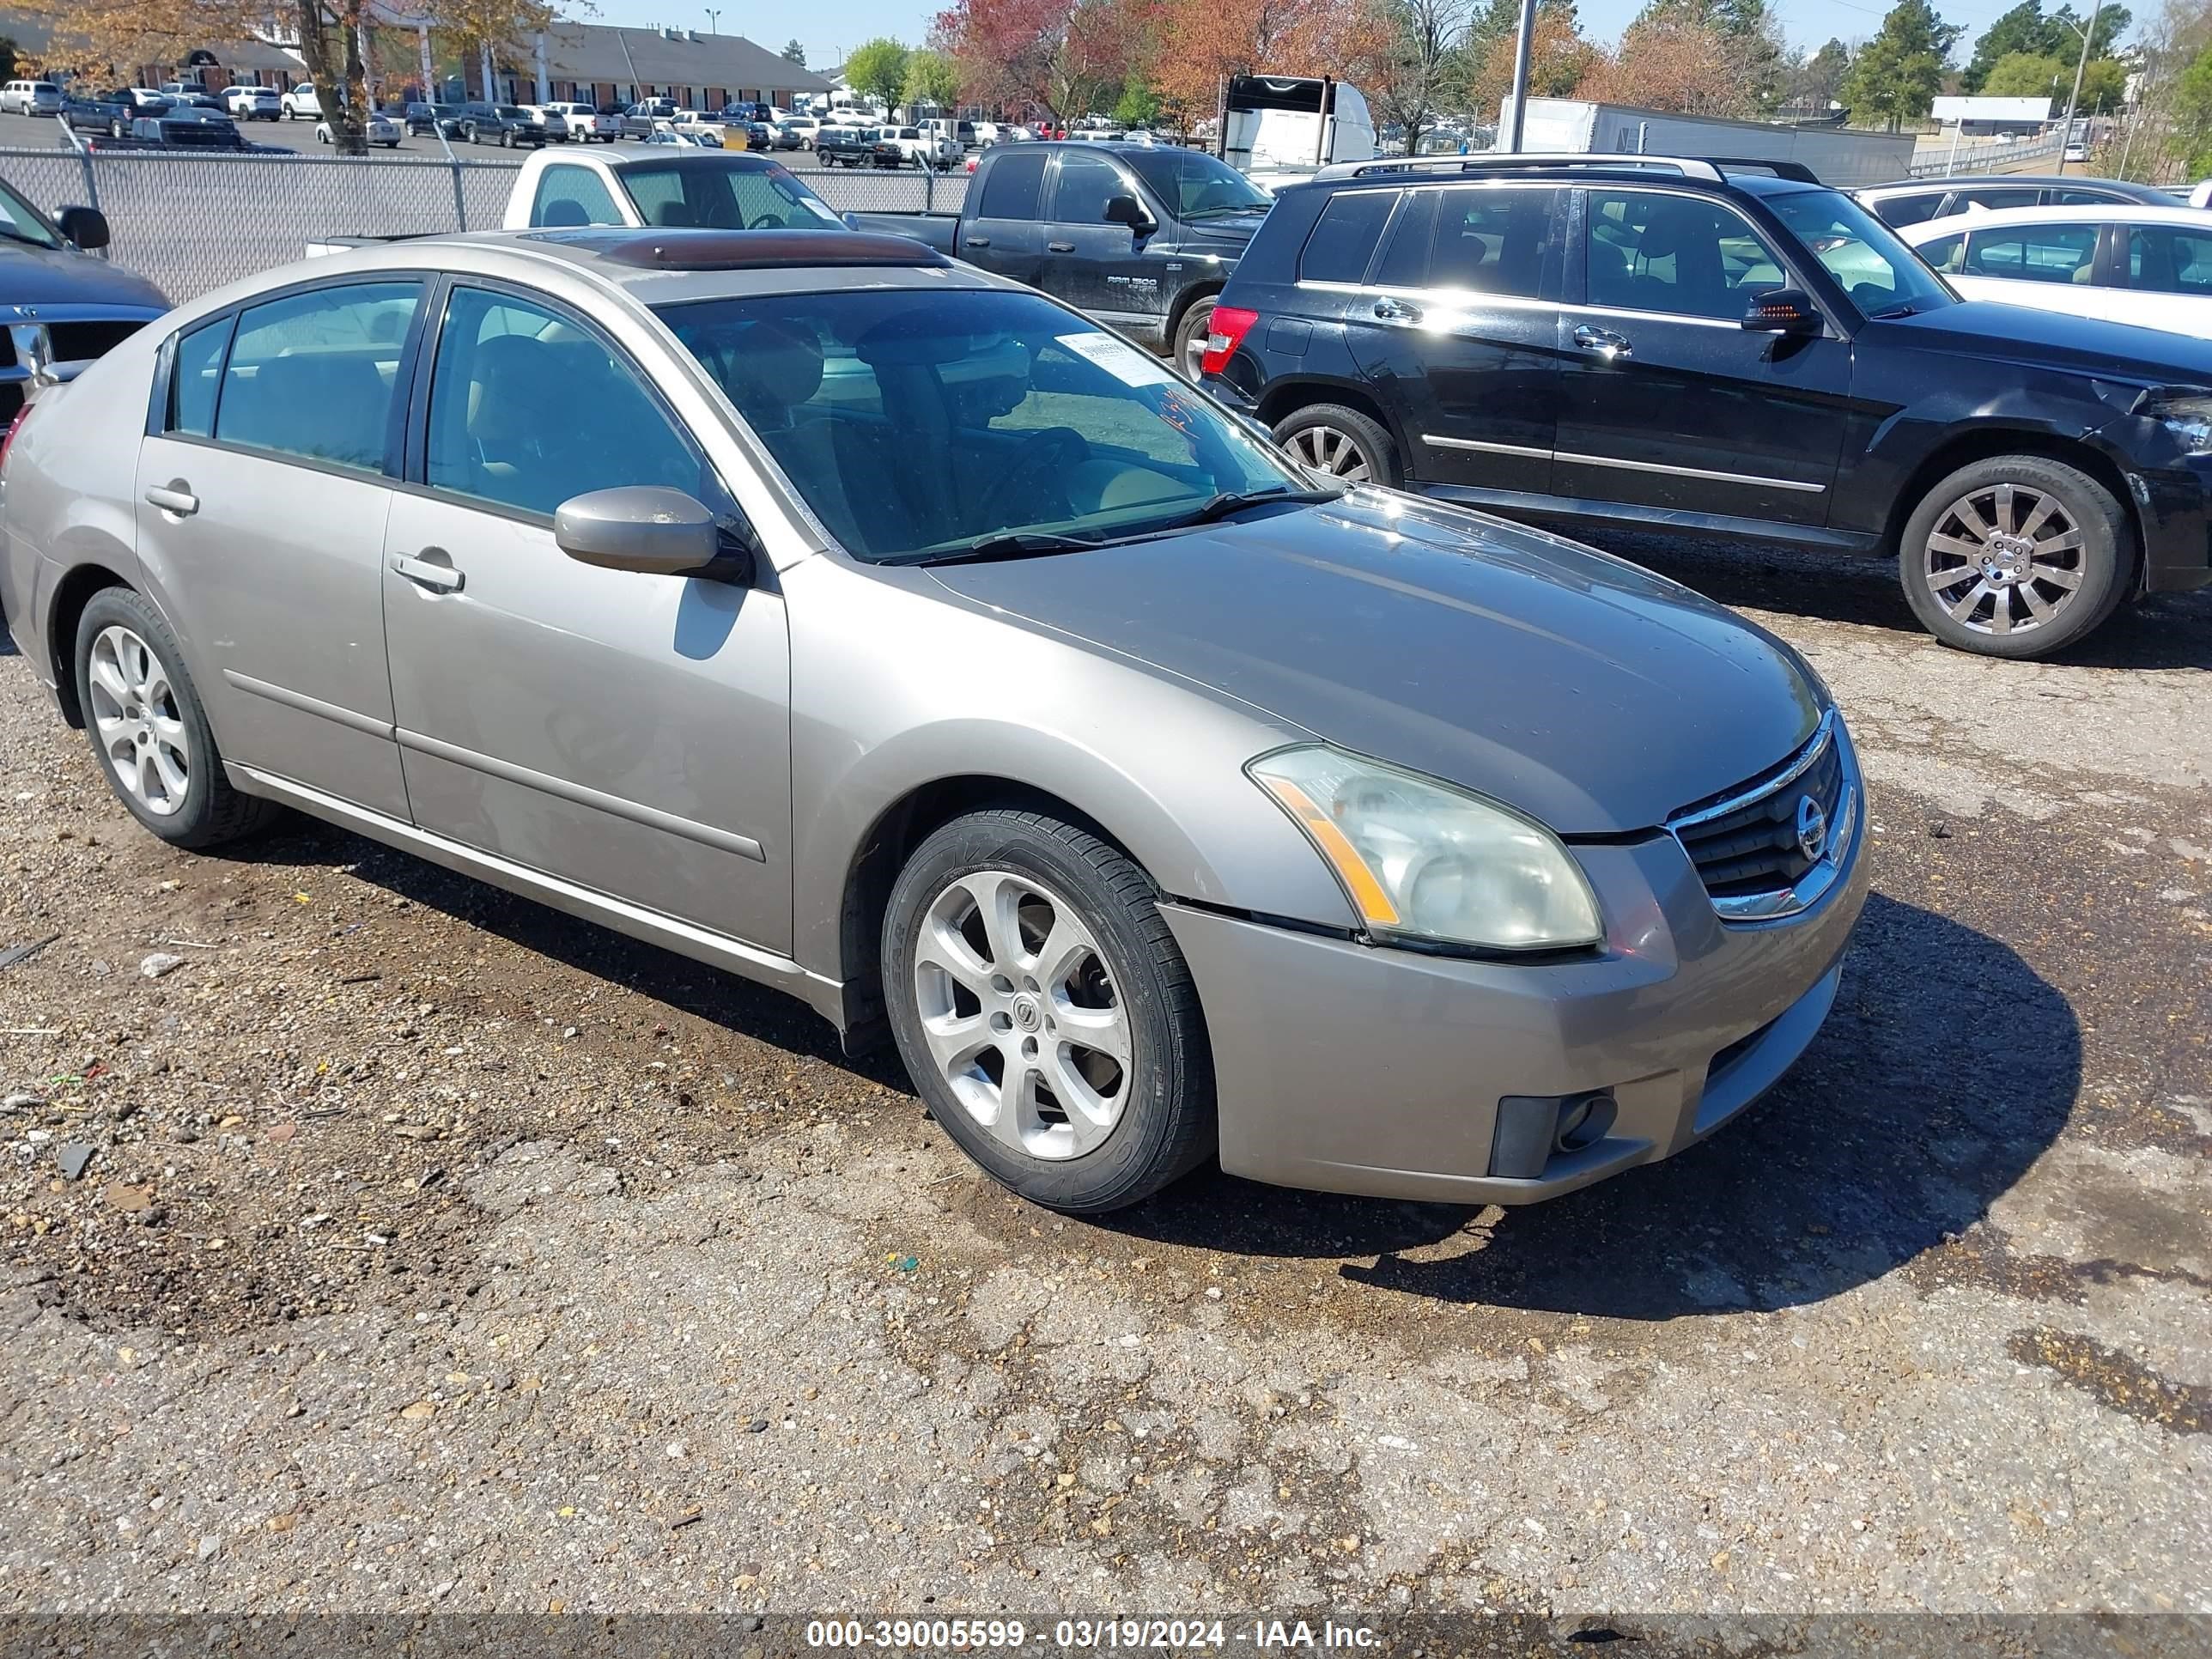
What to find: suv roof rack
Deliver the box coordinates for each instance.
[1313,153,1822,186]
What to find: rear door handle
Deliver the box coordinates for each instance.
[1047,240,1074,252]
[1373,297,1421,322]
[390,550,464,592]
[1573,324,1633,361]
[964,234,989,246]
[143,482,198,517]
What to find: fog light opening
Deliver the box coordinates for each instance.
[1553,1091,1617,1153]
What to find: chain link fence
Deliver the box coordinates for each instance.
[0,141,969,304]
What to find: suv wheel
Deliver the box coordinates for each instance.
[1171,298,1217,380]
[1899,454,2134,659]
[1273,403,1401,487]
[72,588,276,849]
[882,809,1216,1213]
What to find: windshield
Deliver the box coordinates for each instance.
[619,159,843,230]
[1123,149,1273,219]
[1766,189,1955,317]
[0,181,59,249]
[656,289,1308,563]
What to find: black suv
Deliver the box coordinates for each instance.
[1201,155,2212,659]
[456,102,546,147]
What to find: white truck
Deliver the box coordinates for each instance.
[536,100,618,142]
[1498,97,1916,190]
[1217,74,1376,188]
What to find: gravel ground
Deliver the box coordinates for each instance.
[0,539,2206,1623]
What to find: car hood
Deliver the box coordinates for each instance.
[1868,299,2212,383]
[0,241,167,308]
[926,494,1824,835]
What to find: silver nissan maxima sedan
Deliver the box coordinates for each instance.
[0,228,1868,1213]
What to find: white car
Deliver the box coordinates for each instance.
[0,80,64,115]
[1903,204,2212,336]
[281,82,319,118]
[781,114,821,146]
[874,125,959,170]
[222,85,281,120]
[538,101,616,142]
[317,112,400,148]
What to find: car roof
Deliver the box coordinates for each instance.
[1290,155,1827,198]
[1861,174,2171,198]
[1901,202,2212,236]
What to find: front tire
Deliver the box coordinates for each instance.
[1899,453,2134,659]
[882,809,1216,1213]
[1171,296,1217,380]
[72,588,276,850]
[1273,402,1401,487]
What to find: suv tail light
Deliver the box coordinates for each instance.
[1199,305,1260,377]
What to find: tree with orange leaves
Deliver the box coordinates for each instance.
[933,0,1152,124]
[1464,0,1597,121]
[1147,0,1395,126]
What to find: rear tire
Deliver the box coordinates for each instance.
[1273,402,1401,488]
[1898,453,2133,659]
[882,809,1216,1214]
[1171,297,1217,380]
[72,588,277,850]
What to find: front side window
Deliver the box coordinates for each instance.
[426,286,704,520]
[2126,226,2212,295]
[1122,149,1271,220]
[617,160,842,230]
[657,288,1304,563]
[0,180,59,250]
[1965,222,2099,284]
[532,163,623,228]
[1049,152,1133,224]
[1917,231,1966,273]
[214,282,421,471]
[167,314,233,436]
[1586,190,1777,321]
[1429,185,1560,298]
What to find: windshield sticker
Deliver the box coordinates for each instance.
[1057,331,1176,387]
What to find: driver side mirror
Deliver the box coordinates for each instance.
[555,487,753,583]
[1742,287,1820,335]
[1103,192,1155,234]
[57,205,107,251]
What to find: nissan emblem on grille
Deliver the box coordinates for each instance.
[1795,794,1829,864]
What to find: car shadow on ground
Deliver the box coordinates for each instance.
[1586,531,2212,672]
[1105,889,2082,1320]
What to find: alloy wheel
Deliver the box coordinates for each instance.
[1286,422,1373,483]
[1923,481,2085,637]
[86,625,190,817]
[911,870,1131,1162]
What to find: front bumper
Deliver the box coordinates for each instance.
[2135,453,2212,593]
[1162,775,1869,1205]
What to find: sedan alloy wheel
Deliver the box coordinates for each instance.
[86,624,190,817]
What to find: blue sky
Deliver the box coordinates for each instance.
[591,0,2118,81]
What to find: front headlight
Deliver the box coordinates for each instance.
[1249,745,1602,951]
[2141,389,2212,455]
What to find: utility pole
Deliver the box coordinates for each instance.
[1504,0,1538,152]
[2057,0,2102,174]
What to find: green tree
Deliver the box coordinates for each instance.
[1112,77,1159,125]
[1790,36,1850,107]
[902,46,961,109]
[2075,53,2127,109]
[2179,39,2212,173]
[781,38,808,66]
[1981,47,2067,94]
[1962,0,2130,89]
[1838,0,1963,129]
[843,36,910,106]
[2052,2,2130,62]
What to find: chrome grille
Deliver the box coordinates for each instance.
[1668,714,1850,916]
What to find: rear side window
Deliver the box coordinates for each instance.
[981,151,1048,219]
[1299,189,1397,283]
[531,163,622,228]
[1953,185,2039,213]
[1373,191,1438,287]
[215,282,421,472]
[167,315,233,436]
[1869,191,1944,228]
[2049,187,2124,206]
[1429,186,1560,297]
[1964,223,2098,284]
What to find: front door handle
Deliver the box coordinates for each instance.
[390,549,464,593]
[1573,324,1633,362]
[143,481,198,517]
[1373,296,1421,323]
[1047,240,1074,252]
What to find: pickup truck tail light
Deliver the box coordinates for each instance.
[1199,305,1260,377]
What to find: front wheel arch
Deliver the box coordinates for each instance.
[1878,427,2145,589]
